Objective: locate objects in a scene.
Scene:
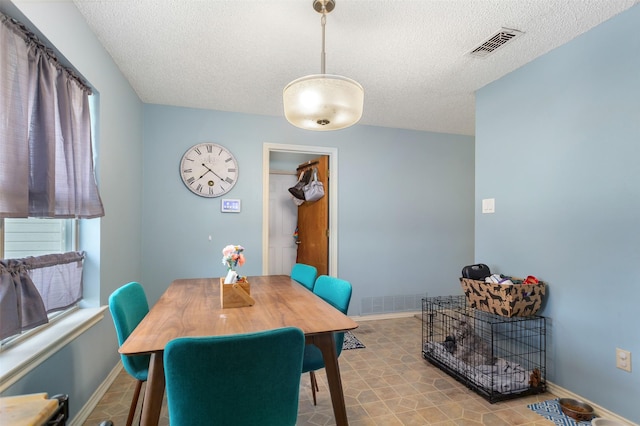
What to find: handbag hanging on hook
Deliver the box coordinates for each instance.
[303,167,324,202]
[288,168,312,201]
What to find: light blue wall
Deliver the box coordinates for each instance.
[2,0,475,420]
[0,0,473,418]
[476,5,639,423]
[141,105,475,312]
[1,0,144,420]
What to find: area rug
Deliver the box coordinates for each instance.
[528,399,595,426]
[342,331,365,350]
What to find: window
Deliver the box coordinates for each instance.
[1,218,82,347]
[1,11,101,347]
[1,218,77,258]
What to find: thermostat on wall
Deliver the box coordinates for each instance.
[221,199,241,213]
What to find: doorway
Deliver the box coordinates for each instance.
[262,143,338,276]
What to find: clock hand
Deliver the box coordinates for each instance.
[197,170,210,180]
[200,164,225,181]
[196,163,218,180]
[210,170,225,181]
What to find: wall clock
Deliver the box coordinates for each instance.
[179,143,239,198]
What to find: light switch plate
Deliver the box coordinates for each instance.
[482,198,495,214]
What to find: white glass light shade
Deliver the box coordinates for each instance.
[283,74,364,131]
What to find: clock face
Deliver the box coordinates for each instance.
[179,143,239,198]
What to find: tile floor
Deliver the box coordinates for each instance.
[84,316,556,425]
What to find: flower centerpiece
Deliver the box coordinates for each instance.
[222,244,246,283]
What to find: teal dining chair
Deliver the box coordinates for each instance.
[108,282,150,426]
[302,275,352,405]
[291,263,317,291]
[164,327,305,426]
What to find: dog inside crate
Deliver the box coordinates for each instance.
[422,296,545,402]
[447,313,495,366]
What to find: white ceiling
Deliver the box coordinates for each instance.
[72,0,639,136]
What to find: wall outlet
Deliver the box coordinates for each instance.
[616,348,632,372]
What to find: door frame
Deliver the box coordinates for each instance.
[262,143,338,276]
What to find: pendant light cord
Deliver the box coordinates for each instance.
[320,11,326,74]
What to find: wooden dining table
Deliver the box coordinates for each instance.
[119,275,358,425]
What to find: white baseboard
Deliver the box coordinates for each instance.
[69,362,123,426]
[545,381,638,425]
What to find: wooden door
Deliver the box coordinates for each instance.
[296,155,329,276]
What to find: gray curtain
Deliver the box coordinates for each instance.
[0,259,48,340]
[0,252,85,340]
[0,12,104,219]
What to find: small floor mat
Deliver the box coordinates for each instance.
[342,331,365,350]
[527,399,594,426]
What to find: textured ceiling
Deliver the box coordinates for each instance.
[72,0,639,136]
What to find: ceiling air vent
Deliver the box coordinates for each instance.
[468,27,524,58]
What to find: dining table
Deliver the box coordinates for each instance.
[119,275,359,425]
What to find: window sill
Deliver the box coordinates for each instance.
[0,307,107,392]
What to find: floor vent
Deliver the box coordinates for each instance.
[468,27,524,58]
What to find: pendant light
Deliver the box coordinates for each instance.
[283,0,364,131]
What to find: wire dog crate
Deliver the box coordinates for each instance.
[422,295,546,403]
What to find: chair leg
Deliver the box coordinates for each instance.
[126,379,144,426]
[309,371,319,406]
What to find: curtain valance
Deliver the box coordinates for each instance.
[0,12,104,219]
